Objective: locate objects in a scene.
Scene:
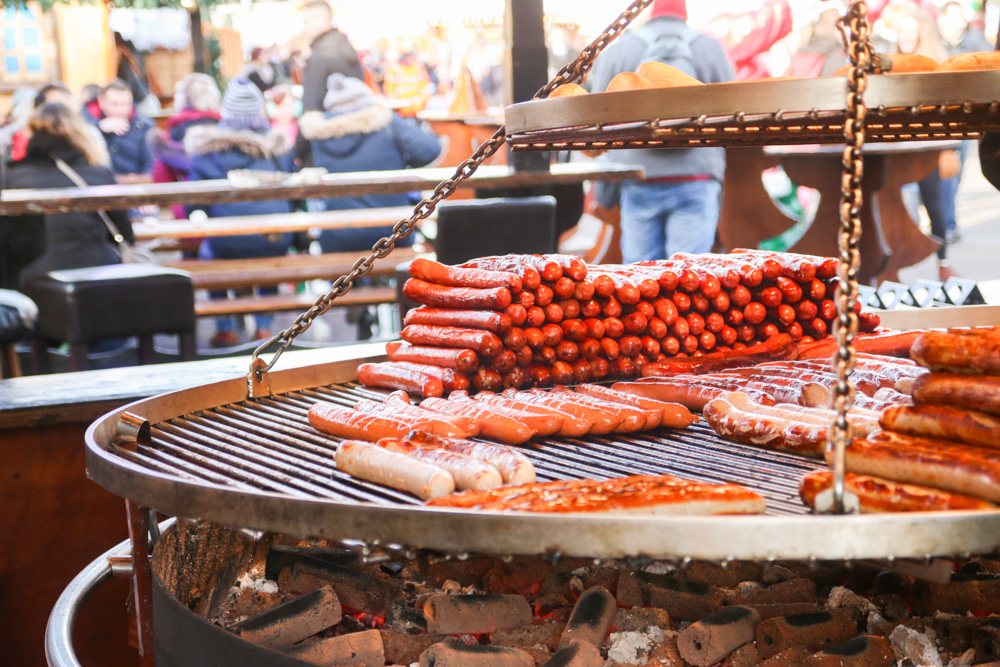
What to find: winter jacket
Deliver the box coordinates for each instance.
[149,108,221,182]
[586,16,735,182]
[298,105,441,252]
[184,124,295,258]
[1,134,133,288]
[302,28,365,112]
[83,100,155,176]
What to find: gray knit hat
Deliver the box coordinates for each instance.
[220,77,269,131]
[323,74,373,113]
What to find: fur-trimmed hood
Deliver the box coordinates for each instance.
[298,105,393,142]
[184,124,291,158]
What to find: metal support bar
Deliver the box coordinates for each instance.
[126,501,156,663]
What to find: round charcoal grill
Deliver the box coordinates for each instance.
[85,354,1000,563]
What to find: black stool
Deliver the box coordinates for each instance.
[433,196,558,265]
[22,264,196,371]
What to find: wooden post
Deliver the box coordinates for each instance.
[503,0,549,173]
[190,5,206,74]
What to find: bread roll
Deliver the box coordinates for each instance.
[636,61,703,87]
[549,83,588,98]
[938,51,1000,72]
[834,53,938,76]
[606,71,653,92]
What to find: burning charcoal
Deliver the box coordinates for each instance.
[606,628,665,666]
[616,570,643,608]
[745,603,821,621]
[639,572,724,621]
[559,586,616,650]
[216,587,293,626]
[419,643,535,667]
[760,564,798,586]
[975,619,1000,664]
[873,571,907,596]
[485,557,557,596]
[677,606,761,667]
[721,642,760,667]
[379,630,459,665]
[581,566,620,594]
[421,556,495,588]
[755,645,814,666]
[914,574,1000,616]
[277,556,401,618]
[264,545,357,580]
[422,594,532,635]
[735,578,817,606]
[679,561,765,588]
[611,607,671,634]
[540,641,604,667]
[385,599,427,635]
[281,628,384,666]
[644,635,686,667]
[491,621,563,652]
[889,625,943,666]
[825,586,877,628]
[230,585,342,648]
[810,635,895,667]
[871,593,910,621]
[933,614,988,654]
[755,611,856,660]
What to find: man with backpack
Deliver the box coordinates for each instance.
[587,0,734,262]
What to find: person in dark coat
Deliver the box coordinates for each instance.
[300,1,364,112]
[2,103,133,289]
[83,79,155,176]
[298,74,441,253]
[184,77,295,347]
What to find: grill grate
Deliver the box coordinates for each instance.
[108,382,824,516]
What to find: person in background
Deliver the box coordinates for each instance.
[242,46,278,93]
[0,86,37,163]
[784,5,848,78]
[893,11,960,280]
[2,103,133,288]
[78,84,101,108]
[299,0,364,112]
[184,78,296,347]
[114,31,160,116]
[148,74,222,219]
[382,42,432,118]
[587,0,734,262]
[83,79,154,177]
[268,85,300,150]
[298,73,440,253]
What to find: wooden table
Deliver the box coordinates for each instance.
[719,143,950,284]
[0,163,643,216]
[132,206,429,241]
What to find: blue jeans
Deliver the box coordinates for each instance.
[619,179,722,263]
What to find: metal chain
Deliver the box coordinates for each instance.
[830,1,873,513]
[248,0,655,384]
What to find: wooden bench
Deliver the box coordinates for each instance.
[193,285,397,317]
[164,247,419,291]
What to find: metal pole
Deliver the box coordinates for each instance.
[504,0,550,172]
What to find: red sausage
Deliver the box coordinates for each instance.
[601,337,621,360]
[459,256,542,289]
[502,367,529,390]
[518,289,536,309]
[591,357,610,379]
[720,326,737,346]
[603,317,625,338]
[516,345,534,367]
[820,299,837,321]
[602,296,623,318]
[580,337,601,361]
[403,278,511,310]
[473,367,504,392]
[613,356,637,379]
[809,279,827,301]
[401,324,503,356]
[409,257,521,292]
[620,335,643,357]
[535,346,557,365]
[545,303,564,324]
[776,277,804,303]
[526,364,553,387]
[504,304,527,327]
[700,331,717,351]
[730,285,751,308]
[562,319,588,342]
[503,327,527,352]
[705,312,725,333]
[404,308,513,336]
[642,336,661,359]
[682,335,700,354]
[663,336,681,356]
[635,300,655,320]
[672,292,691,313]
[787,321,804,341]
[551,360,574,385]
[356,361,444,397]
[553,277,576,300]
[535,284,554,307]
[796,300,819,321]
[524,327,545,350]
[737,324,756,342]
[624,312,648,335]
[584,318,606,339]
[726,308,745,326]
[754,286,782,309]
[744,302,767,325]
[677,269,701,293]
[712,292,730,313]
[686,312,705,336]
[490,350,518,373]
[654,297,679,325]
[648,316,668,339]
[592,274,615,297]
[386,341,480,374]
[526,306,546,328]
[559,299,581,319]
[691,294,710,313]
[581,299,602,318]
[671,317,690,339]
[542,323,564,347]
[572,359,593,383]
[757,322,780,340]
[574,280,596,301]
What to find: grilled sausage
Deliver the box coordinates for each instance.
[336,440,454,500]
[912,373,1000,416]
[476,392,590,437]
[799,470,997,513]
[401,325,503,357]
[378,439,502,491]
[703,396,827,457]
[419,398,534,444]
[911,328,1000,374]
[544,387,648,432]
[459,255,543,289]
[386,341,479,374]
[572,384,697,429]
[404,431,536,485]
[462,391,564,437]
[363,361,469,394]
[880,404,1000,450]
[309,403,412,441]
[353,399,469,438]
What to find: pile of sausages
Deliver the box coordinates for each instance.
[800,326,1000,513]
[359,251,882,397]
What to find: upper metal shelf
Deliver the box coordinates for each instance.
[504,71,1000,151]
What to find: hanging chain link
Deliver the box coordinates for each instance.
[829,1,874,513]
[248,0,655,388]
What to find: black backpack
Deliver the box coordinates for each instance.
[633,21,701,80]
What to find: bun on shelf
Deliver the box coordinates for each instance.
[938,51,1000,71]
[606,71,653,92]
[833,53,938,76]
[636,61,703,88]
[549,83,588,98]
